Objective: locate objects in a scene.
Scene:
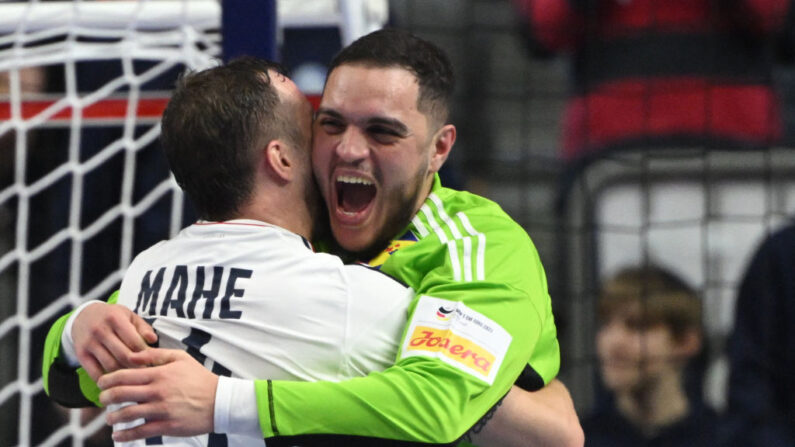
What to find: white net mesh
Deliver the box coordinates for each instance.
[0,1,220,445]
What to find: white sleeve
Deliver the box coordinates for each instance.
[214,376,262,439]
[60,300,104,367]
[343,266,412,334]
[340,265,412,375]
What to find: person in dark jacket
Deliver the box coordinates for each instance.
[723,222,795,447]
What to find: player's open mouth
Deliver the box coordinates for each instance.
[336,175,376,218]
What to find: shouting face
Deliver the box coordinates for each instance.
[312,64,454,256]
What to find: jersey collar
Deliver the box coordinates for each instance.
[193,219,314,251]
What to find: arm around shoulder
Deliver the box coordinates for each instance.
[470,380,584,447]
[42,292,158,408]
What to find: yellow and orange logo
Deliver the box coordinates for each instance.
[407,326,495,376]
[368,240,416,268]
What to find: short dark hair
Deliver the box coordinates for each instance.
[597,265,702,342]
[160,57,287,220]
[328,28,455,126]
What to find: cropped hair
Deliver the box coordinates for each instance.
[160,57,287,220]
[328,28,455,126]
[597,265,702,341]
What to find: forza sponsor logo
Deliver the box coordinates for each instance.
[402,295,512,384]
[408,326,495,376]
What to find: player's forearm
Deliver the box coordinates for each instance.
[43,291,149,408]
[255,291,538,443]
[42,308,102,407]
[256,360,520,444]
[253,280,548,443]
[470,382,583,447]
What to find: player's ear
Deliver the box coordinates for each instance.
[429,124,455,174]
[263,139,293,183]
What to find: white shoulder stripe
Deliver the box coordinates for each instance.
[419,193,487,282]
[429,194,463,239]
[428,194,471,281]
[462,236,473,282]
[447,240,463,281]
[420,203,462,280]
[411,214,430,237]
[457,212,486,281]
[420,203,448,244]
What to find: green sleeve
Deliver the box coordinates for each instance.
[255,279,535,443]
[42,291,120,407]
[254,186,560,443]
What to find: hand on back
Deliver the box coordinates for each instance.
[72,302,158,381]
[98,349,218,442]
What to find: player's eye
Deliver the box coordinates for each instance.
[367,125,401,144]
[318,118,344,134]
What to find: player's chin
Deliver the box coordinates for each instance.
[331,221,379,254]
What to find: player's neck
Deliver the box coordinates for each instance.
[239,191,312,240]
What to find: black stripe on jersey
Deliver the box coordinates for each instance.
[515,363,545,391]
[212,362,232,377]
[265,434,459,446]
[182,328,211,364]
[267,380,279,436]
[143,318,160,347]
[46,360,94,408]
[349,263,409,289]
[208,432,228,447]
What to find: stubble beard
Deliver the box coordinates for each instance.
[347,168,431,263]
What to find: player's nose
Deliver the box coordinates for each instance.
[336,127,369,162]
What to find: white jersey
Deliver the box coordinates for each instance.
[114,219,412,447]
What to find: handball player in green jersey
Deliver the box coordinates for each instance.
[44,29,583,447]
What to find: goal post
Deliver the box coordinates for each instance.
[0,1,387,445]
[0,2,220,445]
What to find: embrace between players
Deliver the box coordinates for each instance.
[43,29,583,446]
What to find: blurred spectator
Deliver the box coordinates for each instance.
[512,0,792,162]
[723,221,795,446]
[582,266,719,447]
[0,67,47,189]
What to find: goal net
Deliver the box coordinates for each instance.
[0,1,390,444]
[0,1,220,445]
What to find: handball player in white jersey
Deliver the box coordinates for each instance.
[51,57,411,446]
[47,53,582,447]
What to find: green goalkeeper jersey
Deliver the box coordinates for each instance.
[42,175,560,444]
[256,175,560,443]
